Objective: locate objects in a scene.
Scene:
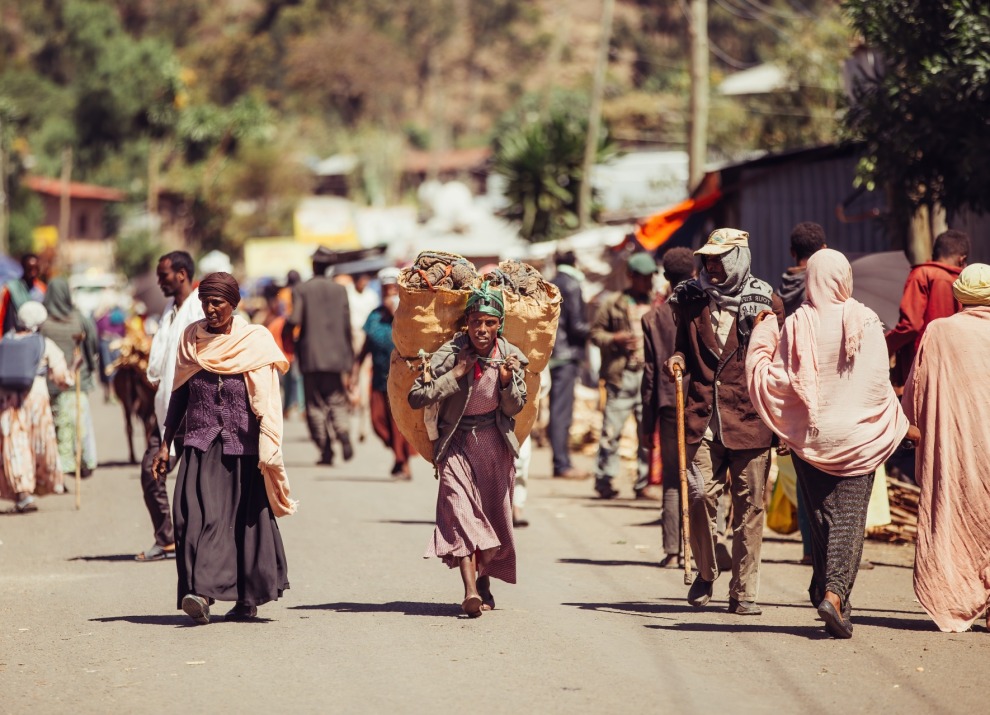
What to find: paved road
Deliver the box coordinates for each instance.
[2,396,986,714]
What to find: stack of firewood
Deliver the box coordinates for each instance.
[867,477,920,543]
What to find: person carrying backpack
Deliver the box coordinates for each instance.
[0,301,73,512]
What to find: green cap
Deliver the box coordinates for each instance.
[466,281,505,320]
[627,252,658,275]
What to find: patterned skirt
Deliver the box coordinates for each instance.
[0,379,64,500]
[425,423,517,584]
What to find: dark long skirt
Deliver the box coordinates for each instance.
[792,454,873,616]
[173,438,289,608]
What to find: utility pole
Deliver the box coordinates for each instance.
[579,0,615,228]
[59,146,73,245]
[0,114,8,255]
[688,0,709,192]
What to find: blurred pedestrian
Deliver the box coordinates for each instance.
[747,249,912,638]
[665,228,784,616]
[41,278,99,477]
[590,252,657,499]
[408,283,528,617]
[154,272,294,625]
[135,251,204,562]
[286,248,354,465]
[903,263,990,633]
[886,229,969,389]
[351,267,413,479]
[548,246,591,480]
[641,247,696,567]
[777,222,827,566]
[0,253,47,334]
[279,271,304,417]
[0,302,72,512]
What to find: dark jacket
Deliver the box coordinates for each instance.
[408,333,528,462]
[550,269,590,364]
[285,275,353,373]
[590,289,654,388]
[670,290,785,449]
[778,267,807,317]
[641,301,682,437]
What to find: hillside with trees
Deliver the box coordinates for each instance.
[0,0,849,259]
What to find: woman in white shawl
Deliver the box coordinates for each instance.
[746,249,916,638]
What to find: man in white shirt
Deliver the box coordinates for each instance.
[135,251,204,562]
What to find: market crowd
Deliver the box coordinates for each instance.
[0,224,987,637]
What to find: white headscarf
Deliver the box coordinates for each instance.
[18,301,48,332]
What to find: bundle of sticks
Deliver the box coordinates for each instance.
[867,477,920,543]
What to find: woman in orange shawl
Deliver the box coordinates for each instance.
[152,272,295,625]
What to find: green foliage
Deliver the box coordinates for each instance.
[114,229,164,278]
[493,96,614,242]
[843,0,990,214]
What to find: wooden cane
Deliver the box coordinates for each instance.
[673,363,693,585]
[73,343,82,511]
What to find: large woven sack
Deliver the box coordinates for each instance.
[391,254,476,359]
[486,261,562,374]
[387,351,436,461]
[387,352,543,466]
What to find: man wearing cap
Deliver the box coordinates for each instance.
[285,247,355,465]
[590,252,658,499]
[664,228,784,615]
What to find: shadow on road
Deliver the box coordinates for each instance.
[91,614,274,626]
[645,622,831,639]
[289,601,459,617]
[558,558,661,568]
[375,519,436,526]
[69,554,140,562]
[96,460,138,468]
[313,476,397,483]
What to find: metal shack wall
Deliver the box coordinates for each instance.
[724,153,890,287]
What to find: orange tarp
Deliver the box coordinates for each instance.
[635,190,723,251]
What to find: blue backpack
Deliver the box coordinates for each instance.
[0,332,45,392]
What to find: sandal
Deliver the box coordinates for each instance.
[461,595,483,618]
[15,495,38,513]
[135,543,176,562]
[478,576,495,611]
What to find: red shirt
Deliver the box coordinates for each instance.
[886,262,962,386]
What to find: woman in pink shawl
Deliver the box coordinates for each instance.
[903,263,990,633]
[746,249,914,638]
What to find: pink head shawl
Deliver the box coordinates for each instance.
[786,249,875,431]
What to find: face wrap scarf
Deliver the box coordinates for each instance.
[746,248,908,476]
[673,246,774,350]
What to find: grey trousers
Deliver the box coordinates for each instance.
[595,368,649,491]
[658,407,682,556]
[302,371,351,462]
[793,454,874,614]
[687,437,770,601]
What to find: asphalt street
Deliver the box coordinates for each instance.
[1,395,987,714]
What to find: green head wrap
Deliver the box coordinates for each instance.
[465,281,505,330]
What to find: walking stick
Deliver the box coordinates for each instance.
[673,363,693,585]
[73,342,82,511]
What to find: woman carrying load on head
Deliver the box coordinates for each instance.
[0,302,72,512]
[408,282,529,617]
[152,272,295,625]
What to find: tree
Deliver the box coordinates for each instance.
[493,97,614,241]
[843,1,990,259]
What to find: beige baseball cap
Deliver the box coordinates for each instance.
[695,228,749,256]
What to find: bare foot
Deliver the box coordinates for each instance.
[478,575,494,611]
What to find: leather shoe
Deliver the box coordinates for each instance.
[554,467,591,480]
[225,602,258,621]
[687,575,713,608]
[818,599,853,639]
[595,482,619,499]
[727,598,762,615]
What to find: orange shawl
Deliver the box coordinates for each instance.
[173,315,296,516]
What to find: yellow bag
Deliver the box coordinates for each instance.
[766,454,799,534]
